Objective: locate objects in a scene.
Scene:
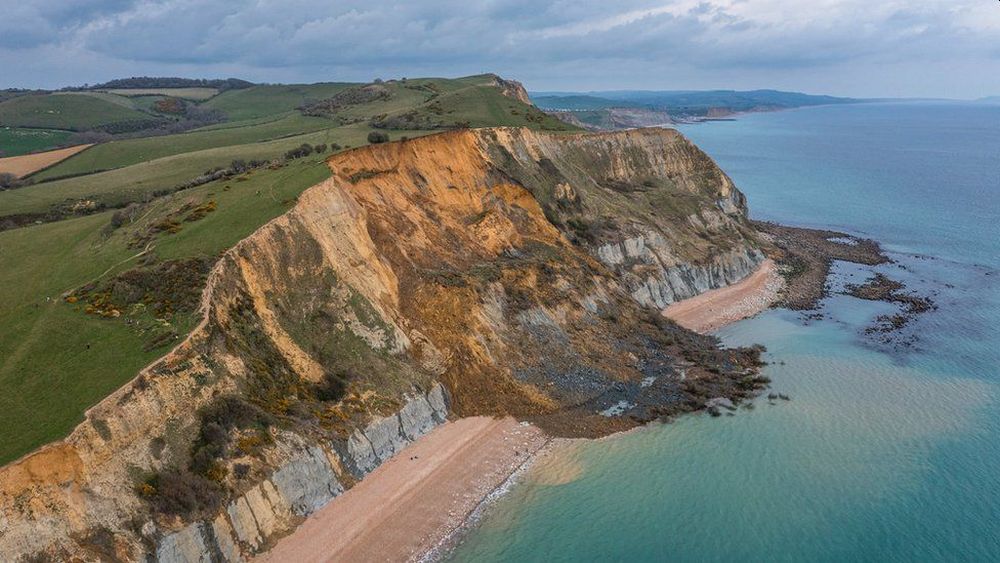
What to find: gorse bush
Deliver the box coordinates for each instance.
[367,131,389,144]
[139,468,222,518]
[188,395,273,479]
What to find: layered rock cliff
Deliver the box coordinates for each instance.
[0,127,768,561]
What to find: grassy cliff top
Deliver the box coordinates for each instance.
[0,74,575,465]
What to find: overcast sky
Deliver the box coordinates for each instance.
[2,0,999,98]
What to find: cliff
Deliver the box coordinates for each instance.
[0,127,768,561]
[487,74,532,105]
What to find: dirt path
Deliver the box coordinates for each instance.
[257,416,548,563]
[662,259,783,333]
[0,144,92,178]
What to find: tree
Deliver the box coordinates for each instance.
[367,131,389,144]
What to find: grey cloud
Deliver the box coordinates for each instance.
[0,0,998,97]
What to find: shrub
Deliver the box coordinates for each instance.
[313,371,352,402]
[367,131,389,144]
[313,143,327,153]
[108,202,145,230]
[566,217,596,243]
[188,396,273,478]
[0,173,19,190]
[141,469,222,518]
[284,143,314,160]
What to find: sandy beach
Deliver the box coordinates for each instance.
[662,259,783,333]
[256,263,781,562]
[257,416,548,563]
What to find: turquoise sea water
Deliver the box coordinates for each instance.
[448,103,1000,562]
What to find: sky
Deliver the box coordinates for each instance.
[2,0,999,98]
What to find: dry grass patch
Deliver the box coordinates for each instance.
[0,144,92,178]
[102,88,219,100]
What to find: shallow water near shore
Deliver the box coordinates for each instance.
[447,102,1000,562]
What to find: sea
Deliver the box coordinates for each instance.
[446,102,1000,562]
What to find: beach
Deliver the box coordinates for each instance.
[662,258,783,333]
[256,263,783,562]
[257,416,548,563]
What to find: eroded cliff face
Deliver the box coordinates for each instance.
[0,127,768,561]
[487,74,532,105]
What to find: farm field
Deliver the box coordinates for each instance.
[0,92,154,130]
[0,127,72,157]
[0,124,386,216]
[0,144,92,178]
[102,87,219,100]
[202,82,355,120]
[33,112,336,181]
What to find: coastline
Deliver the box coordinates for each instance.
[662,258,783,333]
[256,261,785,563]
[256,416,549,563]
[256,261,786,563]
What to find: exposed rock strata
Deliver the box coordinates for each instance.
[156,388,447,562]
[0,128,768,560]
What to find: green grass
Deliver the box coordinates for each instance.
[0,92,152,131]
[0,155,332,464]
[33,113,337,181]
[0,127,73,157]
[0,124,394,216]
[203,83,355,121]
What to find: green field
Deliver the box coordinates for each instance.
[0,92,153,131]
[0,74,578,464]
[102,87,219,100]
[33,113,337,181]
[0,127,73,157]
[0,156,331,463]
[203,83,355,120]
[0,124,387,215]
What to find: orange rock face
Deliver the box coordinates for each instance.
[0,128,769,560]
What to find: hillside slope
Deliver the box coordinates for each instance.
[0,92,158,131]
[0,128,769,561]
[0,74,568,469]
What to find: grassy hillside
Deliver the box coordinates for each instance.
[203,83,355,120]
[32,113,335,181]
[0,92,154,131]
[0,156,331,463]
[0,124,390,216]
[0,127,72,157]
[0,74,577,464]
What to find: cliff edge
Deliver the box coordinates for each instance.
[0,127,769,561]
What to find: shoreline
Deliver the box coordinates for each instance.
[256,416,549,563]
[251,247,884,562]
[661,258,784,333]
[256,261,786,562]
[419,436,571,562]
